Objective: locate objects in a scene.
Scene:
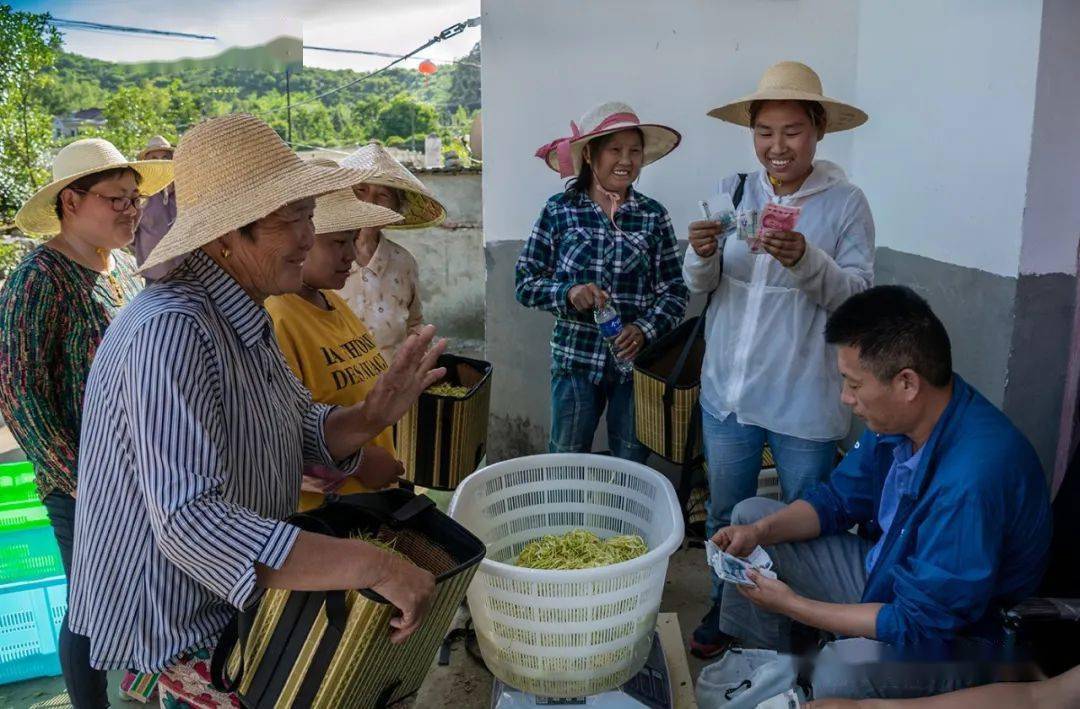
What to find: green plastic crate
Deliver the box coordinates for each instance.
[0,462,48,534]
[0,528,63,585]
[0,462,36,508]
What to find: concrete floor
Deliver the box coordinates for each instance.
[0,548,712,709]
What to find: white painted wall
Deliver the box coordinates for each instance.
[484,0,1058,280]
[1019,0,1080,277]
[850,1,1044,278]
[481,0,860,243]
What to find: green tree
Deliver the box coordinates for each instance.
[97,83,192,156]
[0,5,62,222]
[447,42,480,113]
[374,92,438,142]
[291,102,336,146]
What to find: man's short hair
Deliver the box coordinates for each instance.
[825,285,952,387]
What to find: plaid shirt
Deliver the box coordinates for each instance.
[515,188,688,383]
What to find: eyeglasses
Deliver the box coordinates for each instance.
[69,189,149,212]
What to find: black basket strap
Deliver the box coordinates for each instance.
[293,590,349,707]
[676,408,704,523]
[332,489,434,527]
[210,614,241,693]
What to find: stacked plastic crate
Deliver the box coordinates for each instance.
[0,461,66,684]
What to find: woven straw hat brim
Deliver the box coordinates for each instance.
[542,123,682,176]
[139,161,377,273]
[15,160,174,236]
[137,147,174,160]
[340,143,446,230]
[707,90,868,133]
[314,190,404,234]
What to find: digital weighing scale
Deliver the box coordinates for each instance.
[490,632,674,709]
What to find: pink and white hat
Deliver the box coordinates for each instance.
[535,101,681,178]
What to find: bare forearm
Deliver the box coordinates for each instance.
[787,596,882,639]
[323,404,383,461]
[829,680,1044,709]
[756,500,821,545]
[256,530,390,591]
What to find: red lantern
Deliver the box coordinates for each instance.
[418,59,438,76]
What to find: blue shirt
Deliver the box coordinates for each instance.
[864,440,923,574]
[802,375,1052,647]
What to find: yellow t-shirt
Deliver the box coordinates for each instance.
[266,290,395,510]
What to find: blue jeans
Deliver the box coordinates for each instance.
[549,365,648,463]
[702,409,837,602]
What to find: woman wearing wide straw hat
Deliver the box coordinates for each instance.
[66,114,446,705]
[337,140,447,363]
[266,168,407,512]
[683,61,875,657]
[517,101,689,463]
[0,137,170,705]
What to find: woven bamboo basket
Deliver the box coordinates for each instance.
[397,354,492,490]
[633,318,706,464]
[212,490,485,708]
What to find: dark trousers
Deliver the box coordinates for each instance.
[43,492,110,708]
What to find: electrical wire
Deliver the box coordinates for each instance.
[256,17,479,116]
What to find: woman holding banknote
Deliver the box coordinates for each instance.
[683,61,876,657]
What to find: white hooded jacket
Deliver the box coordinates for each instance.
[682,160,875,441]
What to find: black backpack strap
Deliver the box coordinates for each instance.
[676,172,747,395]
[733,172,748,209]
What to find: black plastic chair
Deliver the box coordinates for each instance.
[1001,444,1080,677]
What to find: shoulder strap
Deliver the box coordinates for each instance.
[698,172,747,303]
[733,173,748,209]
[664,171,750,394]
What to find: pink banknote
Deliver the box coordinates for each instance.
[751,203,801,253]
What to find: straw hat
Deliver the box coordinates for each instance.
[14,138,173,236]
[535,101,681,179]
[707,61,867,133]
[306,160,404,234]
[339,141,446,229]
[137,135,175,160]
[141,114,381,273]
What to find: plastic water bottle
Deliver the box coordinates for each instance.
[594,302,635,375]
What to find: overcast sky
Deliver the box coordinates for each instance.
[12,0,480,72]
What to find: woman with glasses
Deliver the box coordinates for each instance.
[0,138,171,706]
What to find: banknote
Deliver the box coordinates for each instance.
[706,540,777,587]
[751,203,802,254]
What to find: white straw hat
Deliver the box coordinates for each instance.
[137,135,175,160]
[707,61,868,133]
[339,141,446,229]
[535,100,681,178]
[141,114,381,273]
[306,159,404,234]
[14,138,173,236]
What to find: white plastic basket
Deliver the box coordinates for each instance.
[448,454,684,698]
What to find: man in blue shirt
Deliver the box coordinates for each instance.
[710,286,1052,696]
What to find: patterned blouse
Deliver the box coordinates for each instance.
[0,246,142,499]
[336,235,423,363]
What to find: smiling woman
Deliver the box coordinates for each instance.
[266,173,407,513]
[64,114,447,706]
[0,137,172,706]
[518,100,688,464]
[683,61,876,659]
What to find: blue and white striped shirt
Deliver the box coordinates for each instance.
[70,249,360,672]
